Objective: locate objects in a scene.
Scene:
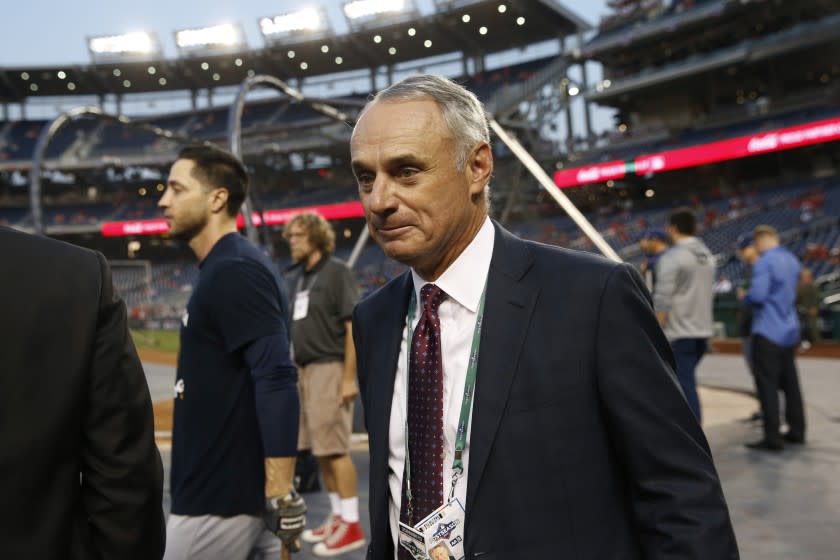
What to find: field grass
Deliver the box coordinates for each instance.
[130,329,180,354]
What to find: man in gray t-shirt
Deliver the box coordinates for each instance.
[283,213,366,557]
[653,208,716,422]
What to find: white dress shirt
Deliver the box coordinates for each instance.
[388,217,495,557]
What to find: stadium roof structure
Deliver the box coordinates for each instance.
[580,0,840,103]
[586,13,840,103]
[581,0,730,61]
[0,0,590,103]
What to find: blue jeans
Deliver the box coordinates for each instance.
[670,338,708,422]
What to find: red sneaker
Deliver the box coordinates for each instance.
[301,513,341,544]
[312,519,366,557]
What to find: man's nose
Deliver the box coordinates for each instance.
[366,176,397,215]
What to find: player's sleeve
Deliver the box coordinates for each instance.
[244,335,299,457]
[209,260,287,353]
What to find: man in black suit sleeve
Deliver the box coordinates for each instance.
[0,226,165,559]
[349,75,738,559]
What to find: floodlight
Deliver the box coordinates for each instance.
[344,0,405,19]
[259,7,327,41]
[342,0,416,29]
[175,23,245,54]
[87,31,161,61]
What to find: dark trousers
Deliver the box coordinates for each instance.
[751,334,807,442]
[671,338,707,422]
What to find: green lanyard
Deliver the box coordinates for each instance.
[403,280,487,524]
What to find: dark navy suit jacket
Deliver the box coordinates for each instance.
[352,222,738,559]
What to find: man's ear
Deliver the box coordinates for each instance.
[209,187,230,214]
[466,142,493,198]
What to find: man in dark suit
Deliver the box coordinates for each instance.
[0,226,165,559]
[350,75,738,559]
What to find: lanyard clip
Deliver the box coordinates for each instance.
[448,473,459,502]
[448,457,464,502]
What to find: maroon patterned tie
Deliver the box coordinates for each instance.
[399,284,447,553]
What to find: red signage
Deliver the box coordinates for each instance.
[553,159,627,188]
[101,220,169,237]
[101,200,365,237]
[554,116,840,188]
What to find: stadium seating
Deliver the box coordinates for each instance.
[0,55,558,163]
[99,176,840,316]
[586,102,840,165]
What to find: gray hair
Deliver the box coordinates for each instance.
[362,74,491,171]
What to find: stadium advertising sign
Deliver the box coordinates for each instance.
[101,200,365,237]
[101,220,170,237]
[554,116,840,188]
[553,159,627,188]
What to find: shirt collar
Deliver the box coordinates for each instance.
[199,232,238,269]
[411,216,495,313]
[303,253,329,276]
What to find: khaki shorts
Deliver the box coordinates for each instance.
[297,361,353,457]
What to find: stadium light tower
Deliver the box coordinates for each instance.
[342,0,418,30]
[259,6,332,44]
[87,31,162,63]
[175,22,246,56]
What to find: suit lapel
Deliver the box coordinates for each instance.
[367,270,413,547]
[368,272,412,413]
[466,223,538,512]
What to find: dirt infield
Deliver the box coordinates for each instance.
[711,339,840,359]
[153,399,173,432]
[138,348,177,366]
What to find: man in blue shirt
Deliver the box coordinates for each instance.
[158,145,305,558]
[740,225,806,451]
